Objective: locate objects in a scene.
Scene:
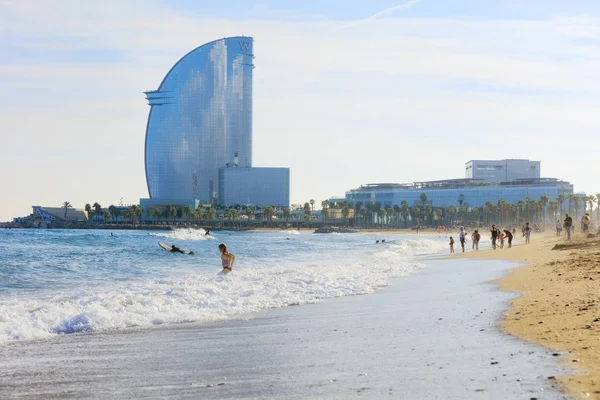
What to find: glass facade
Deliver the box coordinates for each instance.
[342,180,573,210]
[144,37,254,203]
[465,159,541,183]
[219,167,290,207]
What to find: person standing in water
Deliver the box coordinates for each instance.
[458,227,467,253]
[219,243,236,274]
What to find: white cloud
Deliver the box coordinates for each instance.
[1,2,600,220]
[340,0,425,29]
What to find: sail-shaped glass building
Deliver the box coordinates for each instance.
[144,37,254,203]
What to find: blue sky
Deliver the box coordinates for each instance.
[1,0,600,221]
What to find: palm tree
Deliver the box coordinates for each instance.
[62,201,72,219]
[301,203,311,221]
[458,204,468,223]
[436,207,445,226]
[134,205,143,224]
[85,203,92,220]
[539,195,549,224]
[182,205,193,222]
[400,201,410,227]
[245,207,255,222]
[309,199,315,213]
[342,206,350,226]
[484,202,495,225]
[378,208,386,226]
[108,205,117,223]
[153,208,163,223]
[103,211,111,223]
[92,203,102,223]
[424,204,433,227]
[320,200,329,221]
[283,207,291,223]
[264,206,275,221]
[447,205,457,227]
[573,195,581,222]
[206,206,216,220]
[470,206,481,226]
[557,194,565,216]
[166,205,177,222]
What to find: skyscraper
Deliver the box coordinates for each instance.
[144,36,254,203]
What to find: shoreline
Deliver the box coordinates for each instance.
[0,258,564,399]
[447,231,600,399]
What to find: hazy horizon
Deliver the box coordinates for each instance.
[2,0,600,221]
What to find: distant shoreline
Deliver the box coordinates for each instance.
[2,223,452,235]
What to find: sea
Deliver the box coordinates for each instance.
[0,228,449,346]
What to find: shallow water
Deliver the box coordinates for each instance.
[0,229,448,344]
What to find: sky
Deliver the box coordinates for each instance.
[1,0,600,221]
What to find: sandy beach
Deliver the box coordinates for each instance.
[448,229,600,399]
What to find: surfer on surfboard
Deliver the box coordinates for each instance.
[219,243,235,274]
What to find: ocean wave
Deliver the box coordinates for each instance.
[0,236,447,345]
[150,228,216,241]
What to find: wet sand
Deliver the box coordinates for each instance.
[0,259,566,399]
[449,230,600,399]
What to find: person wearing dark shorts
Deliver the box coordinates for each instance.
[503,229,513,248]
[490,225,498,250]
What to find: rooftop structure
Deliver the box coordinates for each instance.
[465,159,540,183]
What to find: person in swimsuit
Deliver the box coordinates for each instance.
[449,237,455,253]
[219,243,236,274]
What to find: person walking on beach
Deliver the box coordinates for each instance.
[219,243,236,274]
[499,231,505,248]
[524,222,531,244]
[472,230,481,250]
[459,227,467,253]
[449,236,455,254]
[583,213,590,234]
[555,219,562,236]
[503,229,513,248]
[490,225,498,249]
[564,214,573,240]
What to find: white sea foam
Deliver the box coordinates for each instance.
[0,236,447,345]
[150,228,215,241]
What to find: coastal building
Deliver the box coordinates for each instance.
[332,159,573,211]
[141,36,289,215]
[27,206,89,226]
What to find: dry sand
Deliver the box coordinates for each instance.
[447,229,600,399]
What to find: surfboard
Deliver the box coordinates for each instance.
[158,242,194,255]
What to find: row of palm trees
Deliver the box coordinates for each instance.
[61,191,599,228]
[341,192,600,228]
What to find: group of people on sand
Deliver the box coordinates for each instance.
[449,224,521,254]
[556,213,592,240]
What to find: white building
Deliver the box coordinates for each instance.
[465,159,541,183]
